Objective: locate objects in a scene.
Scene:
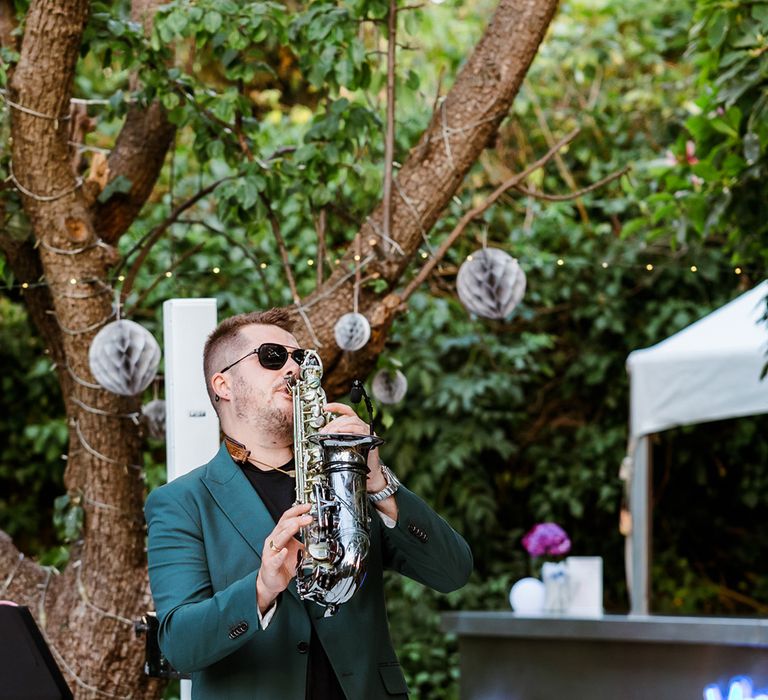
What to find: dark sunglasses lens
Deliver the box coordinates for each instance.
[292,349,306,366]
[258,344,288,369]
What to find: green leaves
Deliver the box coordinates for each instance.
[97,175,133,203]
[53,495,84,545]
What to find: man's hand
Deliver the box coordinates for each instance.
[323,402,398,522]
[256,503,313,614]
[323,402,386,492]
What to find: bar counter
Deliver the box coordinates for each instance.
[441,612,768,699]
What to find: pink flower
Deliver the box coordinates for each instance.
[685,140,699,165]
[522,523,571,558]
[690,174,704,187]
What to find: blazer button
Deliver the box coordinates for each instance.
[297,641,309,654]
[408,522,429,543]
[228,620,249,639]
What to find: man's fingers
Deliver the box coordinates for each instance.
[321,416,367,435]
[270,514,313,550]
[324,402,356,416]
[276,503,312,523]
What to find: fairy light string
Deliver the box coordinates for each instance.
[2,256,754,295]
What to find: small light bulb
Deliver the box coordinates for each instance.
[118,275,125,282]
[69,278,77,285]
[601,261,608,269]
[467,255,473,261]
[21,282,29,289]
[646,264,654,271]
[212,267,220,274]
[260,262,267,269]
[369,237,377,246]
[165,271,173,278]
[735,267,742,275]
[307,259,314,266]
[690,265,697,272]
[556,258,564,266]
[421,251,428,259]
[334,259,340,265]
[354,254,361,261]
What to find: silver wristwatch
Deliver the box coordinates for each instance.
[368,463,400,503]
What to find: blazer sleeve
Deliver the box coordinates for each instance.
[379,485,473,592]
[145,483,262,673]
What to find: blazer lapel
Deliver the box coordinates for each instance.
[202,443,301,602]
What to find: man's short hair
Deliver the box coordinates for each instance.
[203,308,295,410]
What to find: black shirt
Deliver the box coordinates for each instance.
[240,461,346,700]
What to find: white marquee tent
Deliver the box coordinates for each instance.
[624,280,768,614]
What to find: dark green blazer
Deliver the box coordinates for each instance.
[145,443,472,699]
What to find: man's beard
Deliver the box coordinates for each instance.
[232,375,292,443]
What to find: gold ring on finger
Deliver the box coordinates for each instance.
[269,539,279,552]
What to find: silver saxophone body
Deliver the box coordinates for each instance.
[288,349,383,617]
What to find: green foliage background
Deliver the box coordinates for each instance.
[1,0,766,697]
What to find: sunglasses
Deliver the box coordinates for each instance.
[219,343,307,374]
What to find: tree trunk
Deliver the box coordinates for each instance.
[0,0,558,696]
[1,0,167,697]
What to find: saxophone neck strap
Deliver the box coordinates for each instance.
[224,433,296,476]
[223,434,251,464]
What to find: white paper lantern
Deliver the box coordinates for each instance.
[456,247,526,320]
[142,399,166,440]
[509,577,545,615]
[89,319,161,396]
[334,312,371,351]
[372,369,408,404]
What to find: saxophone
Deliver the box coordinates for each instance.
[288,350,383,617]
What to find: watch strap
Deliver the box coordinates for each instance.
[368,463,400,502]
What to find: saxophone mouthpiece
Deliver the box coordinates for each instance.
[350,380,364,405]
[350,380,374,436]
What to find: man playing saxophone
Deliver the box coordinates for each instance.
[145,308,473,699]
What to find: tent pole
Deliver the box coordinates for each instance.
[629,435,652,615]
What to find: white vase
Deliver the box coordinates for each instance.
[541,561,570,614]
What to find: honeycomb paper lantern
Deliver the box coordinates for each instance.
[334,312,371,351]
[89,319,161,396]
[372,369,408,404]
[456,247,526,320]
[142,399,166,440]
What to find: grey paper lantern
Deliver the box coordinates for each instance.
[456,248,526,320]
[142,399,166,440]
[89,319,161,396]
[334,312,371,351]
[372,369,408,404]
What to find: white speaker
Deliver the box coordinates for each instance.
[162,298,219,482]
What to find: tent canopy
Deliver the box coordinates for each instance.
[627,281,768,440]
[624,281,768,615]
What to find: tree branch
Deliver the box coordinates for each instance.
[0,0,18,55]
[125,242,204,314]
[90,0,176,244]
[528,86,589,223]
[0,531,47,608]
[119,176,237,303]
[399,128,580,303]
[298,0,562,397]
[382,0,397,247]
[513,164,630,202]
[177,217,273,294]
[0,232,68,377]
[314,208,326,287]
[260,192,301,304]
